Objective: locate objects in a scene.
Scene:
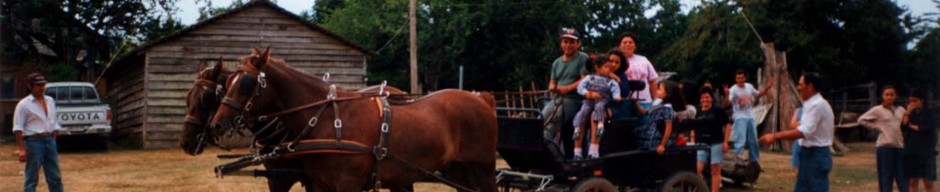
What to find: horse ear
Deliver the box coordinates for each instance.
[255,46,271,68]
[209,57,225,79]
[251,48,261,56]
[198,60,208,76]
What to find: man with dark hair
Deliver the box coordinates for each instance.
[760,72,834,192]
[727,69,774,162]
[543,28,589,158]
[13,72,64,192]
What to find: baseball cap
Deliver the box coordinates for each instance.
[27,73,47,86]
[560,28,579,40]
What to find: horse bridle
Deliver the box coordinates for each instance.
[219,65,268,137]
[184,78,226,152]
[213,65,482,191]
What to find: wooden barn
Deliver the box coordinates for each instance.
[103,0,370,148]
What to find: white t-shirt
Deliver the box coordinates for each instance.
[729,83,758,119]
[625,54,658,103]
[797,93,835,147]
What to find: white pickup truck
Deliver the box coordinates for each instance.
[44,82,111,148]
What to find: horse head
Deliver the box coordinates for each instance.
[209,47,334,139]
[180,58,231,155]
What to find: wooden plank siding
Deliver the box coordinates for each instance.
[106,57,148,147]
[124,5,366,148]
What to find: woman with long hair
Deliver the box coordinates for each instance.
[634,80,686,154]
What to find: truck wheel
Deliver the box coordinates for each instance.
[659,172,708,192]
[571,177,616,192]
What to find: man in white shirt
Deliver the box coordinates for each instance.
[13,73,63,192]
[727,69,774,162]
[760,72,833,192]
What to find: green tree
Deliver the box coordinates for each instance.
[661,0,929,89]
[2,0,179,81]
[196,0,245,22]
[906,27,940,92]
[657,0,762,85]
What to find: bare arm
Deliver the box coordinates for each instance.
[548,80,558,93]
[657,120,673,154]
[15,131,25,162]
[557,75,587,95]
[758,129,805,145]
[757,79,775,98]
[648,80,659,100]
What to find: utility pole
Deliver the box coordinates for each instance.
[408,0,418,94]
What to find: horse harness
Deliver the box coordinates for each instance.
[217,74,479,192]
[184,79,231,152]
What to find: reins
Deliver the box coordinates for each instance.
[212,61,480,192]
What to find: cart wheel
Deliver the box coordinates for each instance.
[659,172,708,192]
[571,177,617,192]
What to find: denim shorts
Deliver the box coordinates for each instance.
[697,143,723,164]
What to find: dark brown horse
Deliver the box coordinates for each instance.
[179,58,316,192]
[209,48,498,192]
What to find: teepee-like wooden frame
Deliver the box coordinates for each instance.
[755,43,802,151]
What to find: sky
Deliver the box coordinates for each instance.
[177,0,314,25]
[177,0,938,25]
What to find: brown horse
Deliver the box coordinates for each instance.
[209,48,498,192]
[179,58,414,192]
[179,58,316,192]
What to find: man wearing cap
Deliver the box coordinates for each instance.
[13,72,64,192]
[543,28,589,158]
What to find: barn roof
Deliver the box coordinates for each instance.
[107,0,371,73]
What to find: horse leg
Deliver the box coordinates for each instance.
[300,177,317,192]
[332,175,369,192]
[266,178,298,192]
[387,183,414,192]
[440,161,498,192]
[467,161,497,192]
[439,162,476,192]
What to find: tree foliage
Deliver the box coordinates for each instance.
[660,0,936,90]
[316,0,688,92]
[2,0,180,81]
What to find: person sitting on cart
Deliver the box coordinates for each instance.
[634,80,686,154]
[605,49,634,121]
[572,55,623,160]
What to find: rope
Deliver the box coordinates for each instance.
[740,9,765,43]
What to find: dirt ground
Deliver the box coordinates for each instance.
[0,141,934,192]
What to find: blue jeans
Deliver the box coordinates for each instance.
[24,137,63,192]
[791,141,801,168]
[542,97,582,158]
[732,118,760,161]
[796,146,831,192]
[876,147,908,192]
[697,143,723,165]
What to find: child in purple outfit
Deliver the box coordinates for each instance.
[572,55,622,159]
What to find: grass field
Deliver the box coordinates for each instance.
[0,141,934,191]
